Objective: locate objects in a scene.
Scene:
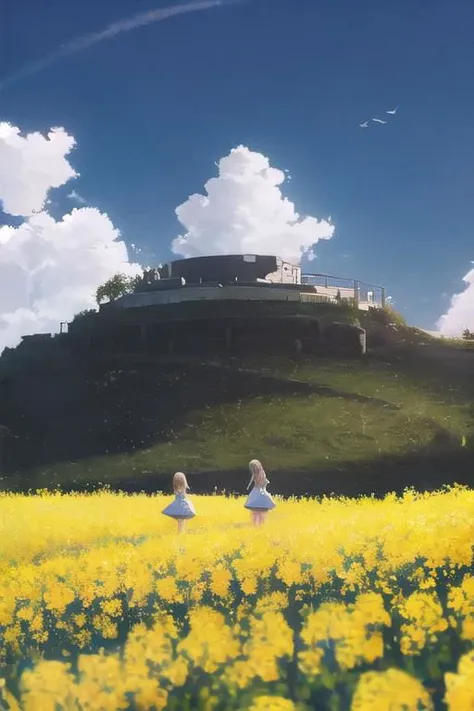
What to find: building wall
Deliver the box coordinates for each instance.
[315,285,356,300]
[266,257,302,285]
[116,284,311,308]
[113,284,378,310]
[160,254,280,284]
[310,285,380,309]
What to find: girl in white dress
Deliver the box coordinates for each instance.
[244,459,276,526]
[162,472,196,533]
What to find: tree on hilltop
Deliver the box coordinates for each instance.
[96,273,142,305]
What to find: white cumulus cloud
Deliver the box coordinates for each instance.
[68,189,87,205]
[0,122,78,216]
[0,122,140,353]
[0,130,335,354]
[171,145,335,264]
[437,264,474,336]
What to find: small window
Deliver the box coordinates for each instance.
[243,255,256,263]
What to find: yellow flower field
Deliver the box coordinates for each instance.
[1,486,474,710]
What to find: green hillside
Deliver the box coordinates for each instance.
[1,321,473,495]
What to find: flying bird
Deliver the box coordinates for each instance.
[372,118,387,124]
[386,106,399,115]
[359,121,369,128]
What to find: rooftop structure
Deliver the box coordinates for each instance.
[59,254,385,359]
[106,254,385,311]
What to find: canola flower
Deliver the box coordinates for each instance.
[445,651,474,710]
[351,668,434,710]
[0,486,473,709]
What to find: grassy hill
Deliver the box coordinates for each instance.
[1,312,473,496]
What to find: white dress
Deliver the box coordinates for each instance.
[162,493,196,519]
[244,476,276,511]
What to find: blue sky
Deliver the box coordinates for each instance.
[1,0,474,332]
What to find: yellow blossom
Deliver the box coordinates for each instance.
[445,651,474,710]
[1,486,473,708]
[248,696,299,711]
[351,668,433,710]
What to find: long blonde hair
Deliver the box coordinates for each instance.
[173,472,189,495]
[248,459,267,489]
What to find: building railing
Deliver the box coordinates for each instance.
[301,273,386,308]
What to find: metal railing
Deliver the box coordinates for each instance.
[301,273,386,309]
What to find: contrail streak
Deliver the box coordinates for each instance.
[0,0,229,92]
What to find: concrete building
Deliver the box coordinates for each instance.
[111,254,385,311]
[63,255,383,359]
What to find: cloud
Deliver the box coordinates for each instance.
[437,264,474,336]
[68,189,87,205]
[0,127,333,354]
[172,145,335,264]
[0,0,227,91]
[0,122,140,353]
[0,122,77,216]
